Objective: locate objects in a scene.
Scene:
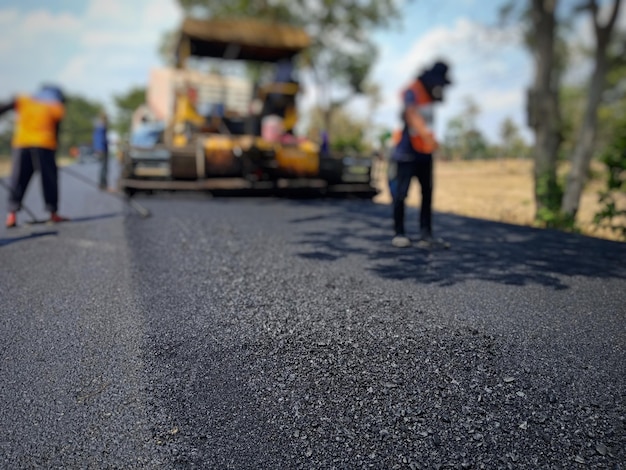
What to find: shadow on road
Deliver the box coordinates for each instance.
[288,200,626,290]
[0,230,58,247]
[0,212,122,248]
[63,211,124,224]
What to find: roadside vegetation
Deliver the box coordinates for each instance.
[372,157,625,242]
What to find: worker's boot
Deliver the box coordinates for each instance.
[49,212,70,224]
[5,212,16,228]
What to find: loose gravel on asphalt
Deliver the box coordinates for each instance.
[0,163,624,469]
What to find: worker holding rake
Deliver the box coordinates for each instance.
[1,84,69,228]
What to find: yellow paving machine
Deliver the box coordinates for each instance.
[118,17,376,196]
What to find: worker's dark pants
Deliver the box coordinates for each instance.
[98,150,109,188]
[8,147,58,213]
[391,158,433,237]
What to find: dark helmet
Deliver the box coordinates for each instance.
[35,84,66,104]
[419,60,452,101]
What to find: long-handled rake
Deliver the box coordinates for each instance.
[60,165,151,218]
[0,177,44,224]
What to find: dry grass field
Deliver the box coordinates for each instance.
[372,158,625,242]
[1,156,624,241]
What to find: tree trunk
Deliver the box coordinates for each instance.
[561,0,621,218]
[529,0,562,218]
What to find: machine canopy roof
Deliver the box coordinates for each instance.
[176,17,311,65]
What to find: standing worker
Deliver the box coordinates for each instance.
[389,61,452,248]
[1,84,69,228]
[93,111,109,191]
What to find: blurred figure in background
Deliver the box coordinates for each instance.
[260,58,299,137]
[389,61,452,248]
[172,84,206,146]
[0,84,69,228]
[93,111,110,190]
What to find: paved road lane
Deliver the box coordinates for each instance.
[1,163,158,467]
[1,162,625,468]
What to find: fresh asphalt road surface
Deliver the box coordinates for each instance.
[1,161,625,469]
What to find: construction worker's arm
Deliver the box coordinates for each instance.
[0,98,16,117]
[52,102,65,148]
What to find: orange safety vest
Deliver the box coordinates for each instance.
[12,95,65,150]
[393,80,437,154]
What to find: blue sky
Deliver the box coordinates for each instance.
[0,0,181,111]
[0,0,618,144]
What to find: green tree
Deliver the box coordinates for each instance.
[112,87,146,138]
[592,40,626,238]
[466,130,490,160]
[306,106,370,153]
[442,97,489,160]
[499,117,530,159]
[526,0,565,225]
[442,116,465,160]
[561,0,622,221]
[558,85,586,160]
[596,34,626,148]
[594,113,626,240]
[165,0,404,137]
[0,116,14,156]
[501,0,622,230]
[58,94,103,155]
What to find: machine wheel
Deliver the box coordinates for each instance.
[122,186,137,198]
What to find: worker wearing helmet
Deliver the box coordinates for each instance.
[0,84,69,227]
[389,61,452,248]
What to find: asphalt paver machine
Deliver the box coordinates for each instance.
[118,17,376,196]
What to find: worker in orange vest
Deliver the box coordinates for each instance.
[0,84,69,228]
[389,61,451,248]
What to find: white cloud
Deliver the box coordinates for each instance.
[85,0,127,21]
[141,1,182,26]
[0,0,183,111]
[0,8,18,24]
[22,9,81,34]
[82,30,155,48]
[57,56,90,83]
[481,89,524,113]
